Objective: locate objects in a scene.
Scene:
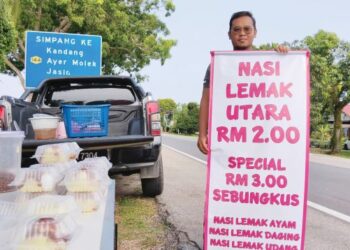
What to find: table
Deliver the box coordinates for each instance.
[69,180,116,250]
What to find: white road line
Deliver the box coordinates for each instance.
[163,144,207,165]
[307,201,350,223]
[163,143,350,224]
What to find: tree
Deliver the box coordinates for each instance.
[0,0,17,71]
[158,98,176,131]
[3,0,176,87]
[304,30,350,153]
[172,102,199,135]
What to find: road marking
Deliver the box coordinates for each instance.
[163,144,207,165]
[164,143,350,224]
[307,201,350,223]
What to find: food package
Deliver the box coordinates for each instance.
[67,191,103,213]
[0,201,22,247]
[19,168,63,193]
[63,166,107,192]
[15,214,77,250]
[25,195,80,217]
[79,157,112,172]
[29,161,74,175]
[0,169,25,193]
[16,192,52,204]
[32,142,82,164]
[0,200,22,217]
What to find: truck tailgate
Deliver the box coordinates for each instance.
[22,135,154,153]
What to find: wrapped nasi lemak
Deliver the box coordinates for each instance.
[63,163,109,193]
[0,169,25,193]
[13,213,78,250]
[79,157,112,174]
[18,167,64,193]
[32,142,82,165]
[29,161,74,176]
[24,194,80,217]
[0,201,23,248]
[67,191,104,213]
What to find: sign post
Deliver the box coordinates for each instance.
[204,51,310,250]
[25,31,102,88]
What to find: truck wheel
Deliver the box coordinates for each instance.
[141,155,164,197]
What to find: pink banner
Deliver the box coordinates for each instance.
[204,51,310,250]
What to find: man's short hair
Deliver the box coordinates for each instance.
[229,11,256,32]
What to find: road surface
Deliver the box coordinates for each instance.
[159,133,350,249]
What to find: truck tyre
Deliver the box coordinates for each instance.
[141,155,164,197]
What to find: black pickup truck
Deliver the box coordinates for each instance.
[0,76,163,196]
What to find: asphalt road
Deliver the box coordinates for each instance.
[159,135,350,249]
[162,133,350,217]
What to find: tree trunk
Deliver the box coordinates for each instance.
[3,56,25,90]
[331,108,343,153]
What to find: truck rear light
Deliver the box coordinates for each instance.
[146,101,161,136]
[0,105,6,130]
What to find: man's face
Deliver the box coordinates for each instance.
[228,16,257,50]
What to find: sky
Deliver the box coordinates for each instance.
[1,0,350,100]
[141,0,350,104]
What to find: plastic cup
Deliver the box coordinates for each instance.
[29,116,59,140]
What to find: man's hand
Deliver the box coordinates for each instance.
[275,44,289,53]
[198,88,210,155]
[197,134,208,155]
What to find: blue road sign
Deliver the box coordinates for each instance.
[25,31,102,88]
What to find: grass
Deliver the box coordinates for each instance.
[115,196,167,249]
[310,147,350,159]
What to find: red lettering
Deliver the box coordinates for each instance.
[238,62,250,76]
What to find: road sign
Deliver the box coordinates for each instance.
[25,31,102,88]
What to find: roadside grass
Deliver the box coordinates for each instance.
[310,147,350,159]
[115,196,167,249]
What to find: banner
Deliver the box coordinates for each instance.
[204,51,310,250]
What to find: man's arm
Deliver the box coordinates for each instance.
[197,87,209,154]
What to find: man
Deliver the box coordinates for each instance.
[197,11,288,154]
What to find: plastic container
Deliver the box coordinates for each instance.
[0,200,22,217]
[0,131,25,170]
[32,142,82,164]
[0,201,22,248]
[25,195,80,217]
[0,169,25,193]
[19,168,63,193]
[29,115,60,140]
[14,214,77,250]
[0,131,24,193]
[78,157,112,178]
[63,166,105,192]
[67,191,103,213]
[80,157,112,170]
[16,192,51,204]
[62,104,110,138]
